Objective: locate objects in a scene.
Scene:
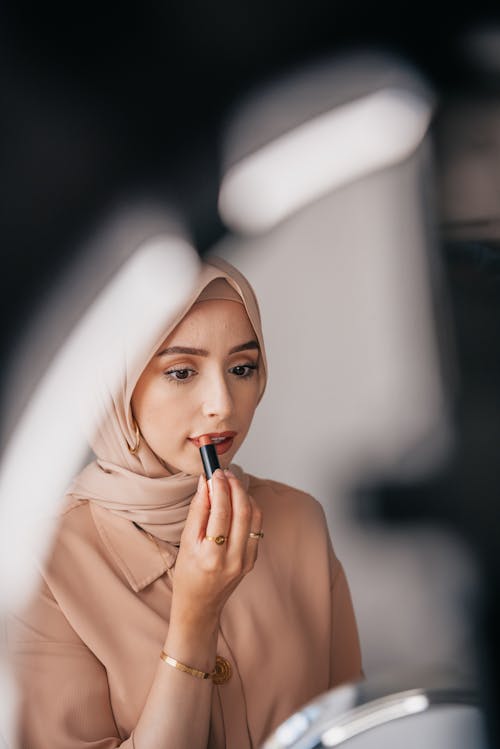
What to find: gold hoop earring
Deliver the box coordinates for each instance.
[128,420,141,455]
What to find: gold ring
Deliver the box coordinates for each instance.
[249,531,264,539]
[205,535,227,545]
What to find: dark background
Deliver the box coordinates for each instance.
[2,0,500,356]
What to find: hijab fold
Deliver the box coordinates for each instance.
[68,460,249,544]
[67,255,266,542]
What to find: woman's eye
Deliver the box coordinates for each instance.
[165,368,195,382]
[230,364,258,378]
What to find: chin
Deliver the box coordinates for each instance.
[221,443,241,466]
[160,455,200,477]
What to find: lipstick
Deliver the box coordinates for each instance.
[199,435,221,484]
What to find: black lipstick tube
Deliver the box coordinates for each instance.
[199,442,220,480]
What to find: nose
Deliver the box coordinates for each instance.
[201,370,233,420]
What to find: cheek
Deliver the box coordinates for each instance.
[133,380,182,431]
[236,384,260,422]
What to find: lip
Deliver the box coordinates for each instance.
[190,431,237,455]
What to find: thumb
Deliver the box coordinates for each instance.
[182,474,210,543]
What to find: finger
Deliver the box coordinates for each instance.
[244,494,263,572]
[225,473,252,555]
[204,469,231,545]
[182,475,210,544]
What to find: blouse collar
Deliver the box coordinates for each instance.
[89,502,176,592]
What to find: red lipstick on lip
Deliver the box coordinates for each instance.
[198,435,221,481]
[196,432,237,478]
[192,432,236,447]
[192,432,236,455]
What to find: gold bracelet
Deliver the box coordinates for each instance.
[160,651,212,680]
[160,651,233,685]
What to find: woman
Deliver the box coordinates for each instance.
[11,255,362,748]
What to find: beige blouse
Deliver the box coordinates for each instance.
[10,476,362,749]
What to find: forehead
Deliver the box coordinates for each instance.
[164,299,255,346]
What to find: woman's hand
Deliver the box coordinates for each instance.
[171,469,262,632]
[132,469,262,749]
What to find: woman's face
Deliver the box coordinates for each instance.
[131,299,262,475]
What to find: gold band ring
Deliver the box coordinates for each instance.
[249,531,264,540]
[205,535,227,545]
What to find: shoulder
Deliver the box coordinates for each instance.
[247,474,328,529]
[247,476,336,583]
[52,498,98,547]
[248,474,322,507]
[43,499,110,581]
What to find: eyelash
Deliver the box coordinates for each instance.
[164,363,259,385]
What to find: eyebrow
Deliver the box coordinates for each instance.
[156,340,260,358]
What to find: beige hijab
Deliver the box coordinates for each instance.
[67,255,267,543]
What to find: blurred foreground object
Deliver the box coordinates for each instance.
[216,53,448,486]
[0,204,200,745]
[262,680,486,749]
[0,205,199,608]
[219,55,433,235]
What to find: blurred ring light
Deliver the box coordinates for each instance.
[0,227,199,611]
[262,686,484,749]
[321,691,430,746]
[219,88,432,235]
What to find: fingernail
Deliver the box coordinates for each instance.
[224,469,235,478]
[213,468,225,480]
